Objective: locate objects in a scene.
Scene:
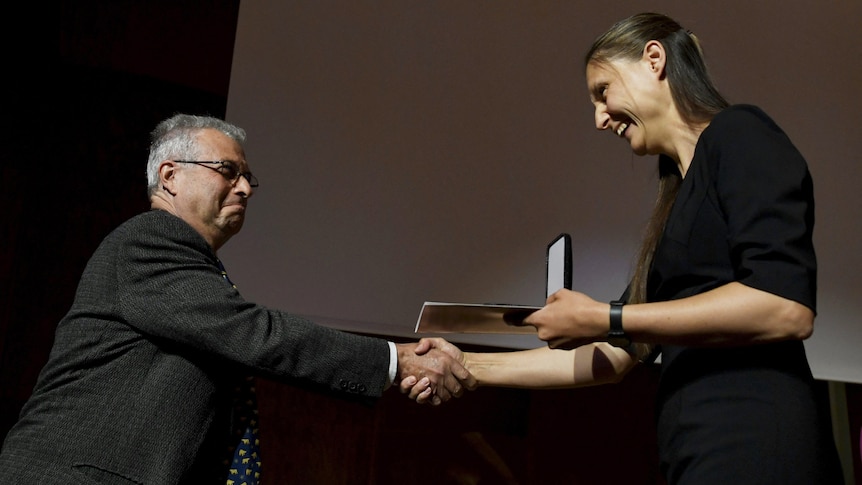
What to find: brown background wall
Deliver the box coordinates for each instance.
[0,2,858,483]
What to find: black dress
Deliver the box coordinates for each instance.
[648,105,843,484]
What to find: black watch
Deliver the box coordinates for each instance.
[607,300,631,348]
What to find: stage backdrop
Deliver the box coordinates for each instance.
[222,1,862,384]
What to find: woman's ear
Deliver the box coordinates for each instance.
[643,40,666,78]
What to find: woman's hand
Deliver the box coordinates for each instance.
[524,289,607,349]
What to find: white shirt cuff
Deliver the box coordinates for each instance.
[387,341,397,389]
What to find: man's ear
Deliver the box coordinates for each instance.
[643,40,666,78]
[159,160,178,196]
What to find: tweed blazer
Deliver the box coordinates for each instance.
[0,210,391,484]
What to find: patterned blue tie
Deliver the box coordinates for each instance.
[226,376,262,485]
[218,259,262,485]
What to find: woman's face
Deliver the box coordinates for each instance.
[586,55,667,157]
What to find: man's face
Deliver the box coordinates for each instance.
[169,129,254,249]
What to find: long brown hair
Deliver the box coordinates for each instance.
[586,13,729,360]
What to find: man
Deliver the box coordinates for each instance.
[0,114,475,483]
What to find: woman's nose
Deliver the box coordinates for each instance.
[595,105,610,131]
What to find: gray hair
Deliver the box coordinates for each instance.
[146,114,247,196]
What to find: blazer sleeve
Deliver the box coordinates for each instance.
[115,212,391,398]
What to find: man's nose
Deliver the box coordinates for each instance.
[235,176,254,198]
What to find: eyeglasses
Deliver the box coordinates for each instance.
[175,160,259,188]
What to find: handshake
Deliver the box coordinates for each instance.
[390,290,640,405]
[393,338,476,406]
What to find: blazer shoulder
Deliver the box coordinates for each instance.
[112,211,207,248]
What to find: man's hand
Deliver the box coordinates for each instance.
[394,338,476,406]
[397,338,475,405]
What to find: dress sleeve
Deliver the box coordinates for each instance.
[707,106,817,311]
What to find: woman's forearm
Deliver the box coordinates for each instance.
[623,282,814,346]
[464,344,637,389]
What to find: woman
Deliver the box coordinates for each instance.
[404,12,843,484]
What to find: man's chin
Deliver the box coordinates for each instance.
[229,219,245,233]
[221,215,245,237]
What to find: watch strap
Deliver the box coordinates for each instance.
[607,300,630,347]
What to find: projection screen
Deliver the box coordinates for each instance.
[222,1,862,384]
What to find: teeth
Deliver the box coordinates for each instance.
[616,123,628,137]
